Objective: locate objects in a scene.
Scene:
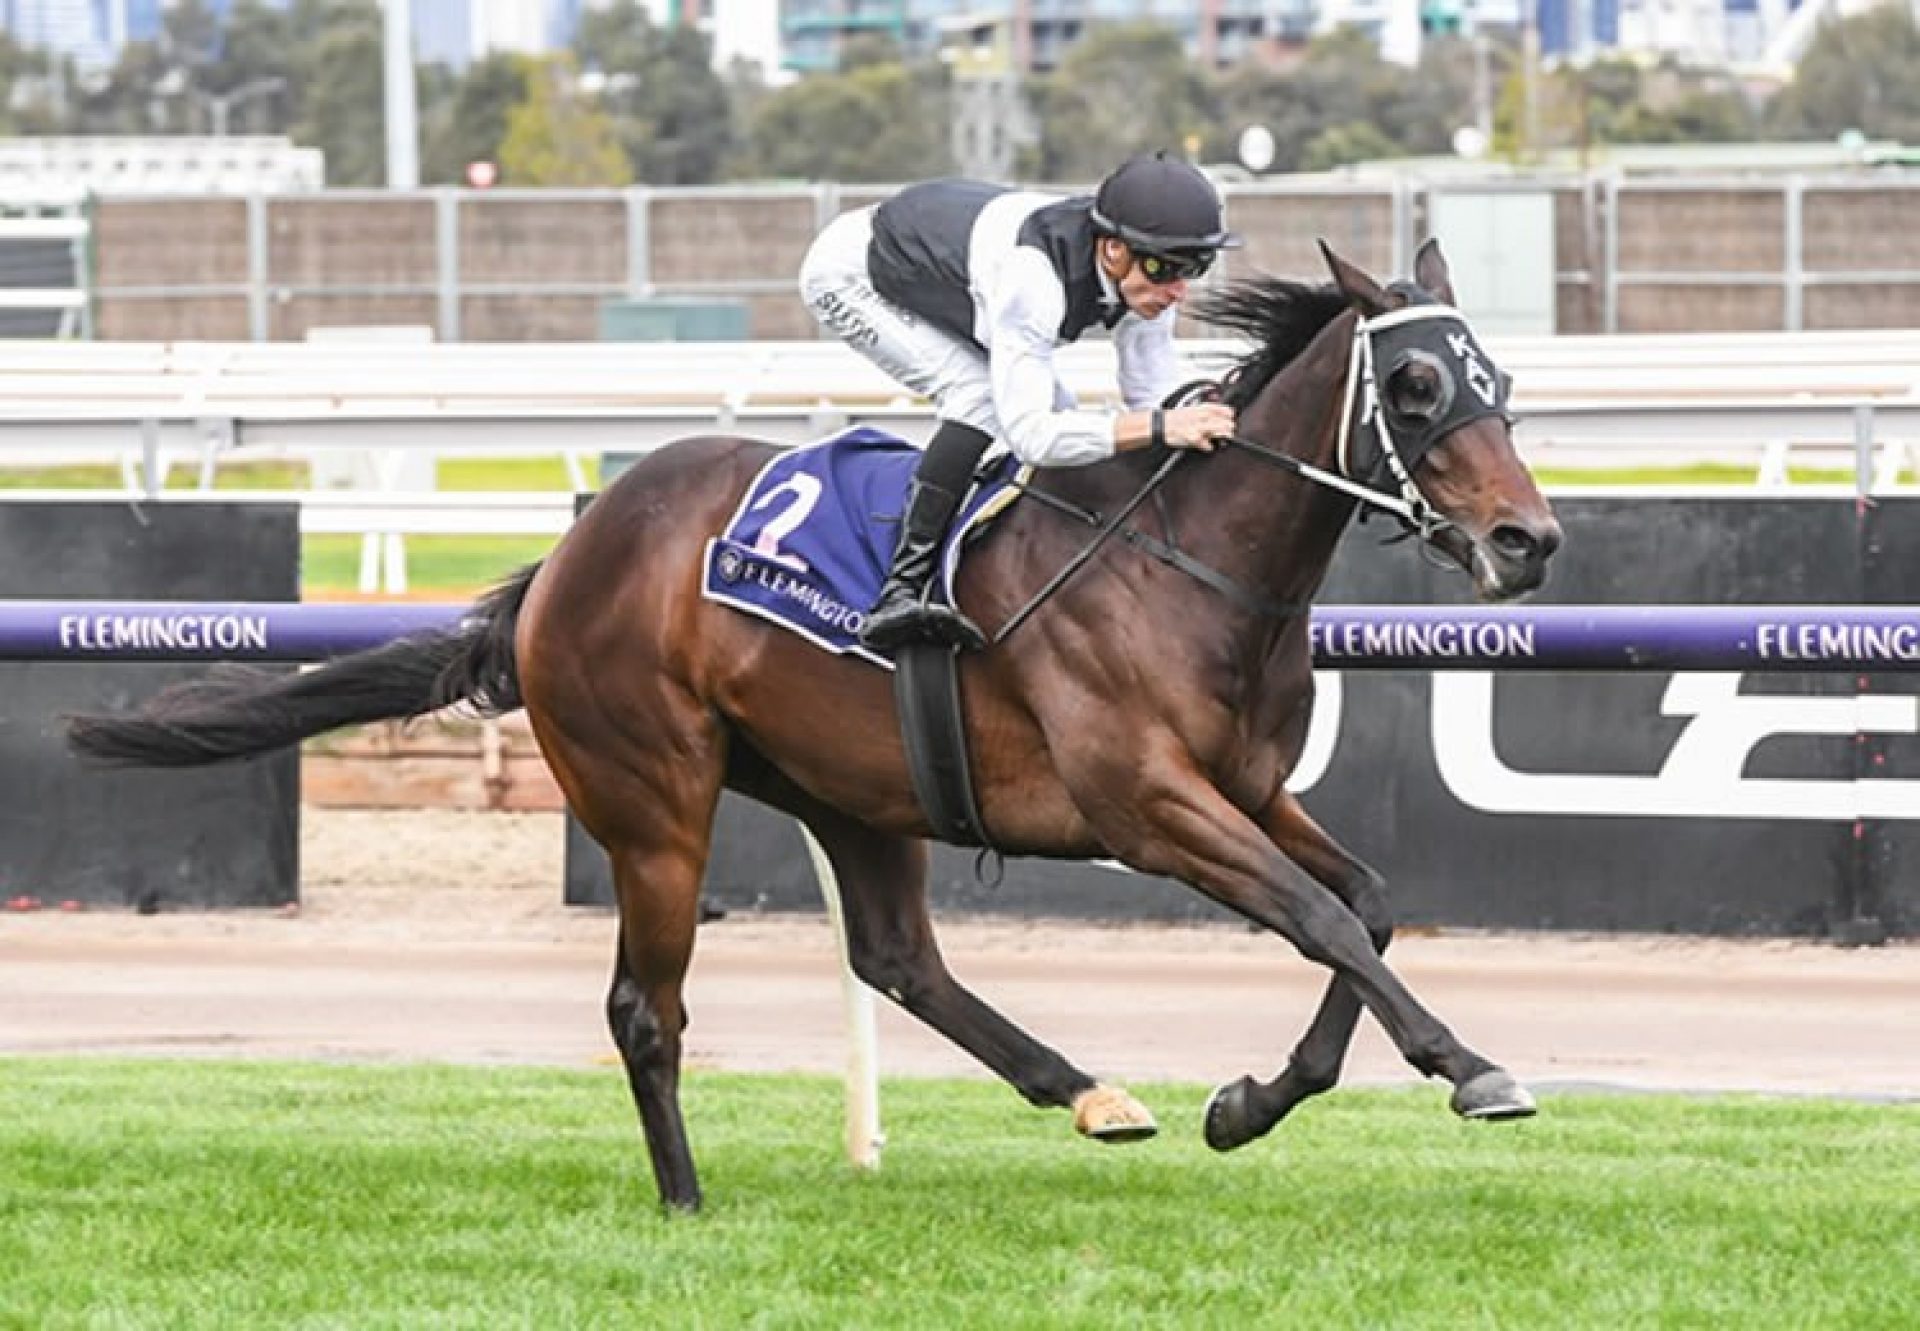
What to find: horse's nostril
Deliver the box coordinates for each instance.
[1490,525,1541,564]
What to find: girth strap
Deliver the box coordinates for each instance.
[892,641,994,849]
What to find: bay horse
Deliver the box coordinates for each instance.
[68,239,1562,1214]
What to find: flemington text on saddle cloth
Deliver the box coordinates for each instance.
[701,426,1021,669]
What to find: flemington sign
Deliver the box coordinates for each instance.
[12,600,1920,672]
[1307,606,1920,672]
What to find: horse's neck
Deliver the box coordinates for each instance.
[1171,316,1358,611]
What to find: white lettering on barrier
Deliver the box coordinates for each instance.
[1756,622,1920,664]
[1431,672,1920,820]
[1312,620,1538,661]
[1285,672,1340,795]
[55,614,271,655]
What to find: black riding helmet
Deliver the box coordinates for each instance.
[1090,151,1244,257]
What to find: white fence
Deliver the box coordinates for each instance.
[3,330,1918,590]
[2,329,1916,455]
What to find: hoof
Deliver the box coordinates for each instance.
[1450,1068,1537,1121]
[1072,1084,1158,1144]
[1202,1076,1262,1153]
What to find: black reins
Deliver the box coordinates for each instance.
[989,447,1188,645]
[988,432,1442,647]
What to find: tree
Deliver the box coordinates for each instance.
[288,0,386,185]
[69,40,172,134]
[421,54,529,184]
[575,0,734,184]
[157,0,224,81]
[1210,29,1483,174]
[65,0,290,137]
[0,33,67,134]
[1393,35,1499,155]
[497,55,633,187]
[1768,5,1920,143]
[1026,23,1216,181]
[1495,55,1757,159]
[208,0,296,133]
[739,45,949,181]
[1301,120,1401,171]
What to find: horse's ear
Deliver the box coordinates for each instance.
[1414,236,1457,304]
[1317,238,1389,317]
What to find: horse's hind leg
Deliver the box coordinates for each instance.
[604,838,708,1213]
[1205,791,1394,1151]
[803,806,1156,1142]
[547,716,724,1214]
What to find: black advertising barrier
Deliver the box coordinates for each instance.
[564,495,1916,939]
[0,502,299,909]
[1861,496,1920,938]
[1312,496,1878,938]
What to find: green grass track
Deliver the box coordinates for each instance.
[2,1060,1915,1328]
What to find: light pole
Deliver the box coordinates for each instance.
[155,70,286,136]
[383,0,419,189]
[204,76,286,137]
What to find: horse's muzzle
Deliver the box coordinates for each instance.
[1475,518,1562,600]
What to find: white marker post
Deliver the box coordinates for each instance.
[799,825,884,1169]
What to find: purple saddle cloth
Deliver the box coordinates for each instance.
[702,426,1019,667]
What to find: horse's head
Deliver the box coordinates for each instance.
[1318,238,1562,601]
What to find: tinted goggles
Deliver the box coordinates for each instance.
[1136,248,1215,284]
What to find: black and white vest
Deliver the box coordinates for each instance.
[865,179,1119,351]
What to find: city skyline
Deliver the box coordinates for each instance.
[0,0,1881,78]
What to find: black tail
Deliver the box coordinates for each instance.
[66,564,541,768]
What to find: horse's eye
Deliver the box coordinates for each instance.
[1392,370,1443,418]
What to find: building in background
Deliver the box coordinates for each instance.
[414,0,475,65]
[123,0,161,42]
[774,0,1913,71]
[0,0,1903,87]
[937,10,1036,177]
[408,0,732,70]
[5,0,114,66]
[780,0,1479,73]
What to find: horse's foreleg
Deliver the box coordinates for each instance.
[805,809,1155,1142]
[1204,791,1390,1152]
[1115,761,1533,1129]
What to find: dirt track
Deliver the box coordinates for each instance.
[3,809,1917,1100]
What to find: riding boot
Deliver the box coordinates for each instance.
[860,421,995,653]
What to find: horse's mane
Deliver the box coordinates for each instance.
[1193,277,1350,411]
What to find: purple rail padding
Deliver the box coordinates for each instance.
[0,601,466,663]
[1308,605,1920,672]
[2,600,1920,671]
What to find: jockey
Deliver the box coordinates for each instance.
[799,151,1242,653]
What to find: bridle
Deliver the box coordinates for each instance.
[994,302,1509,643]
[1225,302,1501,545]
